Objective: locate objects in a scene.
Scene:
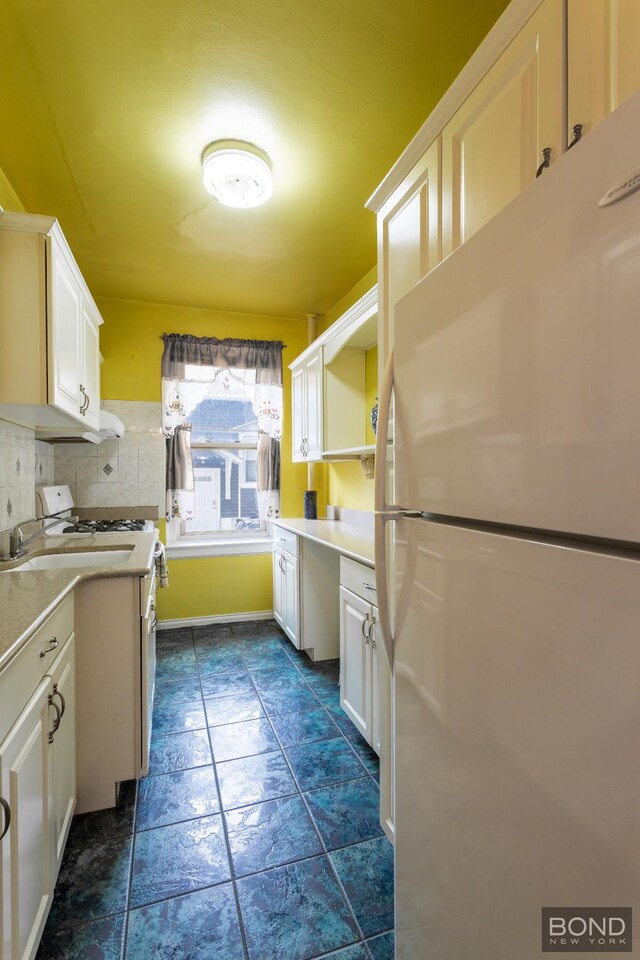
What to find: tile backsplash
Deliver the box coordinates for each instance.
[53,400,164,510]
[0,419,55,531]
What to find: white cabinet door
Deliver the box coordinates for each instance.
[303,350,323,461]
[80,300,101,431]
[290,349,323,462]
[282,552,300,649]
[568,0,640,141]
[49,236,82,421]
[49,635,75,877]
[377,139,440,364]
[441,0,564,257]
[339,586,371,740]
[0,678,52,960]
[370,605,381,756]
[291,366,306,462]
[273,547,285,629]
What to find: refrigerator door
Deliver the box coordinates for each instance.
[395,517,640,959]
[394,90,640,543]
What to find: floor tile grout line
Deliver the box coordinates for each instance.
[194,639,252,960]
[265,685,372,953]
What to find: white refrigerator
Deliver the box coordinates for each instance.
[375,91,640,958]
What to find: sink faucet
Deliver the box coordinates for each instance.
[3,510,79,561]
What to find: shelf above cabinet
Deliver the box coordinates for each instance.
[322,444,376,459]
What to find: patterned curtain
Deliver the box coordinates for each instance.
[161,334,283,525]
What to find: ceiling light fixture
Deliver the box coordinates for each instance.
[202,140,273,208]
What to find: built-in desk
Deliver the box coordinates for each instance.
[270,517,373,660]
[271,518,374,566]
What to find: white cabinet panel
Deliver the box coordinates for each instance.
[568,0,640,141]
[273,544,300,648]
[339,587,370,740]
[49,238,82,421]
[441,0,564,256]
[290,348,323,462]
[49,635,75,877]
[0,678,52,960]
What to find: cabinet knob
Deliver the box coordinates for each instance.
[568,123,583,150]
[0,797,10,841]
[536,147,552,178]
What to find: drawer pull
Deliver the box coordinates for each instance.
[52,684,66,721]
[48,694,62,743]
[0,797,10,841]
[363,582,376,591]
[40,636,59,658]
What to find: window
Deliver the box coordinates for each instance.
[162,334,283,556]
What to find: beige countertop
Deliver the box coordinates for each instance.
[0,532,156,674]
[272,517,374,566]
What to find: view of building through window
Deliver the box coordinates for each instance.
[185,366,262,534]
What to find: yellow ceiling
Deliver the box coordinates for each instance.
[0,0,508,319]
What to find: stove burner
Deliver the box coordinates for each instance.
[62,519,149,533]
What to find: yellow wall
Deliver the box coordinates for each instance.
[320,267,378,513]
[0,165,25,211]
[156,554,273,621]
[98,297,308,621]
[318,264,377,335]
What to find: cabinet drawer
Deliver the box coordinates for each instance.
[0,594,74,743]
[340,556,376,604]
[272,527,299,557]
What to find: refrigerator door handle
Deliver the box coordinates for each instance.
[374,349,396,669]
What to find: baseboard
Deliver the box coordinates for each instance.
[157,610,274,631]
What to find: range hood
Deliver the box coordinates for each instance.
[36,409,126,444]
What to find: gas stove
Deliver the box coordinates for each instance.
[61,518,152,534]
[36,485,156,536]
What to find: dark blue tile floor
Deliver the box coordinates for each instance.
[37,619,395,960]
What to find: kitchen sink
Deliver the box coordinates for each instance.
[10,549,133,571]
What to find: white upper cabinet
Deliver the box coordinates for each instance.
[441,0,564,257]
[291,347,323,462]
[377,141,440,362]
[290,286,378,464]
[0,212,103,432]
[568,0,640,142]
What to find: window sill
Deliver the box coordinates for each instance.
[165,537,273,560]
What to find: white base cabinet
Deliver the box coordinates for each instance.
[0,597,75,960]
[273,530,300,648]
[272,525,341,661]
[339,558,380,752]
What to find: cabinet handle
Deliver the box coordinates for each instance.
[362,582,376,591]
[367,617,376,641]
[361,613,370,640]
[52,683,66,721]
[150,600,158,632]
[536,147,552,178]
[568,123,583,150]
[302,438,308,457]
[79,384,89,415]
[0,797,10,841]
[40,636,58,658]
[279,555,286,573]
[48,694,62,743]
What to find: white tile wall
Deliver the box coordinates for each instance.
[53,401,165,510]
[0,419,54,532]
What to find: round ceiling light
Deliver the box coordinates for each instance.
[202,140,273,208]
